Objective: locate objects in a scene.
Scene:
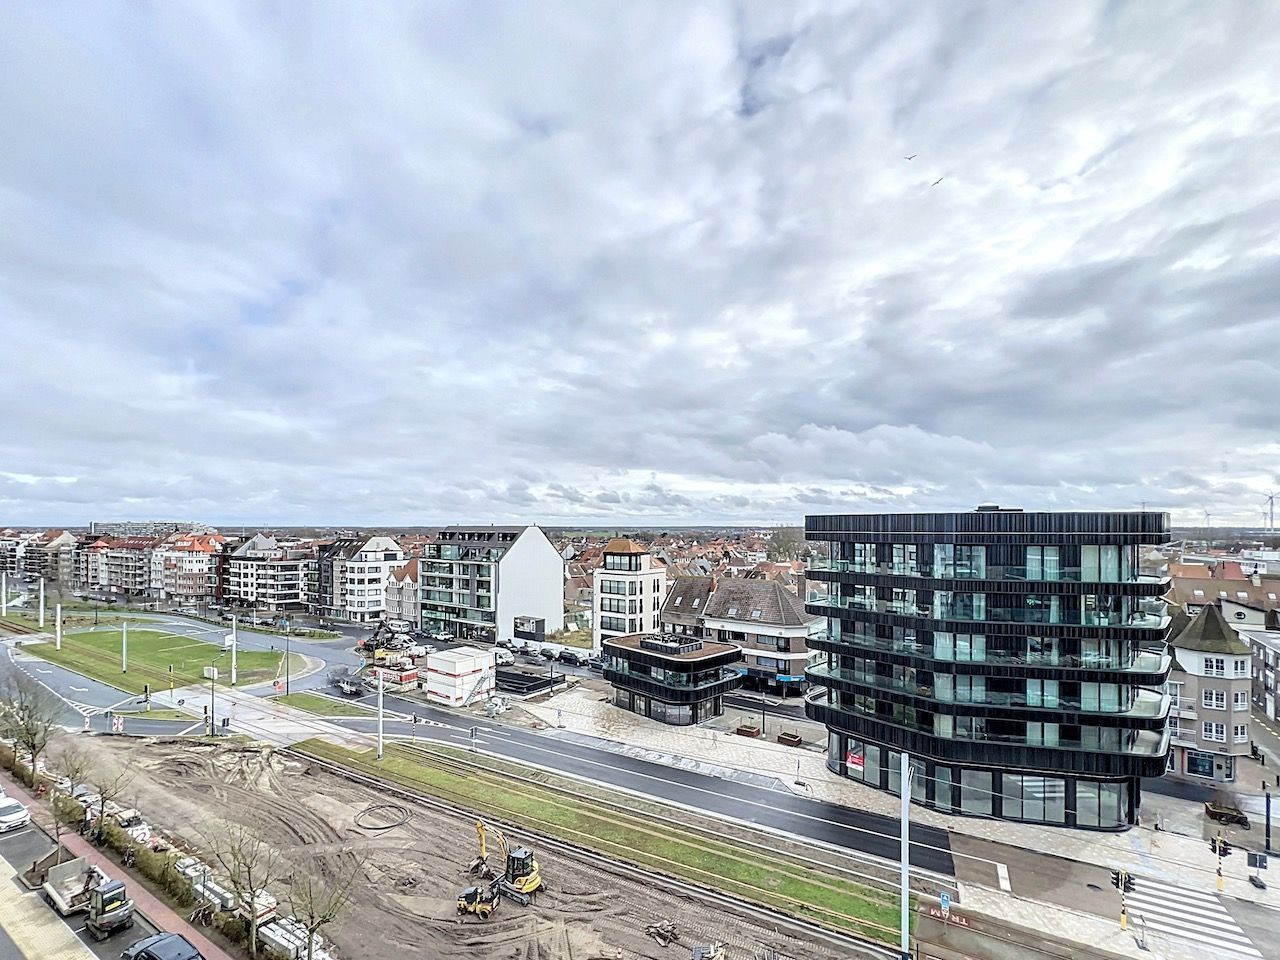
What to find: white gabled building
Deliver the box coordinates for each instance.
[592,539,666,651]
[385,561,421,628]
[421,525,564,643]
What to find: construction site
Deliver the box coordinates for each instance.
[73,734,893,960]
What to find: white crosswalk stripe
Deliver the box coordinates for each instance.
[1125,875,1262,959]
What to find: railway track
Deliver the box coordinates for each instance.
[283,742,904,960]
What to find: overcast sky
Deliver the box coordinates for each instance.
[2,2,1279,528]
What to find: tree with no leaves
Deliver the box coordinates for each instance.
[47,739,96,862]
[202,820,288,957]
[0,668,65,787]
[88,759,135,843]
[287,854,366,960]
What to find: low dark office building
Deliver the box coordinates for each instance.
[804,507,1173,830]
[602,632,743,725]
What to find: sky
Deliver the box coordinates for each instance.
[2,2,1279,528]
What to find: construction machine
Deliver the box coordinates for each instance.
[456,877,501,920]
[85,880,136,941]
[467,819,543,905]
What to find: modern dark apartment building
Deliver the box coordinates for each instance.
[804,507,1172,830]
[602,633,743,725]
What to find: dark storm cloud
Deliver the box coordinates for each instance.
[2,1,1279,526]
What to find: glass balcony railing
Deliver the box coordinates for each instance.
[605,663,741,690]
[806,687,1170,756]
[807,665,1169,716]
[806,558,1167,585]
[807,593,1169,629]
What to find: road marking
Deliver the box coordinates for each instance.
[1126,875,1262,959]
[996,862,1011,891]
[36,668,51,674]
[70,686,87,692]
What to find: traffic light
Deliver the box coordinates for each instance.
[1210,837,1234,858]
[1110,869,1135,892]
[143,683,150,699]
[1110,869,1122,889]
[1122,873,1135,893]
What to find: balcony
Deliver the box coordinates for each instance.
[806,558,1168,586]
[806,687,1170,763]
[807,591,1170,630]
[808,664,1169,719]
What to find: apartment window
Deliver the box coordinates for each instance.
[1205,657,1225,677]
[1024,546,1059,581]
[1203,722,1226,742]
[1202,689,1226,710]
[1234,658,1249,677]
[1193,589,1205,598]
[653,579,660,592]
[1219,590,1228,599]
[727,606,738,617]
[1237,591,1249,600]
[673,596,683,606]
[1234,691,1249,711]
[1234,724,1249,743]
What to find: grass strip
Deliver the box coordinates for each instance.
[294,738,908,943]
[23,628,290,695]
[273,693,375,717]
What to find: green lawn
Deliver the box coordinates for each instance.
[24,628,289,695]
[557,630,593,649]
[274,693,374,717]
[296,740,907,944]
[113,709,194,722]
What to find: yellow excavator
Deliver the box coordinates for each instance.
[466,819,543,906]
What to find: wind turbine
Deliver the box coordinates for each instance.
[1262,492,1277,535]
[1204,511,1213,542]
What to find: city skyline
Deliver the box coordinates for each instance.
[3,3,1280,526]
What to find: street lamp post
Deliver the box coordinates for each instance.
[285,629,291,695]
[209,650,227,736]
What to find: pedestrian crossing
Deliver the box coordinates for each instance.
[1125,875,1262,959]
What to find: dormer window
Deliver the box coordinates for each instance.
[727,606,738,616]
[750,609,762,619]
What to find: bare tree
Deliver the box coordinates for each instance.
[46,739,95,862]
[286,855,366,960]
[202,820,288,957]
[0,668,65,786]
[88,759,135,843]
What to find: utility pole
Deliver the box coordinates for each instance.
[1211,833,1231,891]
[376,668,385,761]
[38,578,45,628]
[122,620,128,673]
[230,615,238,686]
[55,603,62,650]
[899,751,910,960]
[1267,790,1273,854]
[1,571,6,617]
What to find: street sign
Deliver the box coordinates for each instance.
[1248,852,1268,870]
[204,666,219,680]
[939,892,951,915]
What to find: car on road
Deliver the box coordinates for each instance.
[122,933,204,960]
[0,797,30,833]
[494,649,515,666]
[558,648,588,667]
[586,654,605,670]
[495,636,513,649]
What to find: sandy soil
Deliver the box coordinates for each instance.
[80,736,851,960]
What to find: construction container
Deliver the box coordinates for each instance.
[423,647,494,706]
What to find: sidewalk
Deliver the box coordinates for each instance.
[0,771,237,960]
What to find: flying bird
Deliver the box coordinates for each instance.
[932,176,944,186]
[904,154,917,160]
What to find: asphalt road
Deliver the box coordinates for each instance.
[330,690,955,875]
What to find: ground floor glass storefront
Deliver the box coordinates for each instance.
[613,689,724,726]
[827,731,1136,830]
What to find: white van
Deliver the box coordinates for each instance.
[386,619,413,633]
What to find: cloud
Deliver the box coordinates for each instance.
[2,1,1279,527]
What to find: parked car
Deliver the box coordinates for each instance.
[558,648,588,667]
[495,636,514,649]
[122,933,204,960]
[0,797,30,833]
[539,643,567,662]
[494,649,515,666]
[586,655,605,670]
[429,631,453,643]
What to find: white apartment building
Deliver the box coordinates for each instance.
[421,525,564,643]
[332,535,405,623]
[385,562,421,628]
[592,538,666,651]
[225,534,311,612]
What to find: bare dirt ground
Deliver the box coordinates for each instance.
[82,736,851,960]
